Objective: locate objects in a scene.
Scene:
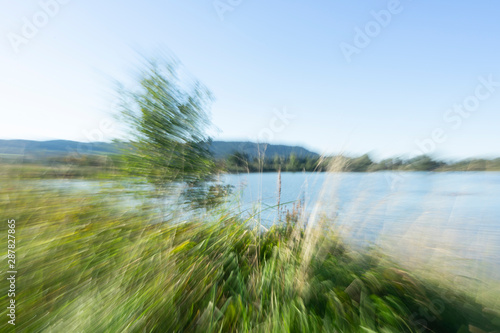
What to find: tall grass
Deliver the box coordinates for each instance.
[1,179,499,332]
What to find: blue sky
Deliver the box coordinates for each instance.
[1,0,500,160]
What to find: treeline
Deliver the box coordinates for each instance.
[219,152,500,173]
[0,153,124,179]
[216,152,322,173]
[3,150,500,179]
[342,155,500,172]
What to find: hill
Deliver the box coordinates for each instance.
[0,140,117,156]
[0,139,319,159]
[209,141,319,159]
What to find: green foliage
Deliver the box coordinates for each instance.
[228,151,250,169]
[118,56,215,189]
[2,183,499,332]
[0,156,124,180]
[285,153,299,171]
[348,154,373,172]
[182,183,234,209]
[223,152,322,173]
[406,155,444,171]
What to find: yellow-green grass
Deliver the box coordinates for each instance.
[0,182,499,332]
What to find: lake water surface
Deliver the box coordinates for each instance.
[222,171,500,279]
[38,171,500,279]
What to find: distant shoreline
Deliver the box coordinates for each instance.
[1,139,500,175]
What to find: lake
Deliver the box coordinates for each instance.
[37,171,500,279]
[221,171,500,279]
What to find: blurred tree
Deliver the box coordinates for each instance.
[286,153,299,171]
[349,154,373,172]
[118,56,215,192]
[228,151,249,169]
[272,154,283,170]
[407,155,443,171]
[305,156,319,171]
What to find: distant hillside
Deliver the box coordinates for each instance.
[0,140,118,156]
[0,140,319,159]
[209,141,319,159]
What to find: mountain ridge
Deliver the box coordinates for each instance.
[0,139,319,159]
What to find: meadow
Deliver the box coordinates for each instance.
[1,173,500,332]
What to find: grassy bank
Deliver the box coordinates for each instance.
[3,151,500,182]
[0,162,125,180]
[1,182,499,332]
